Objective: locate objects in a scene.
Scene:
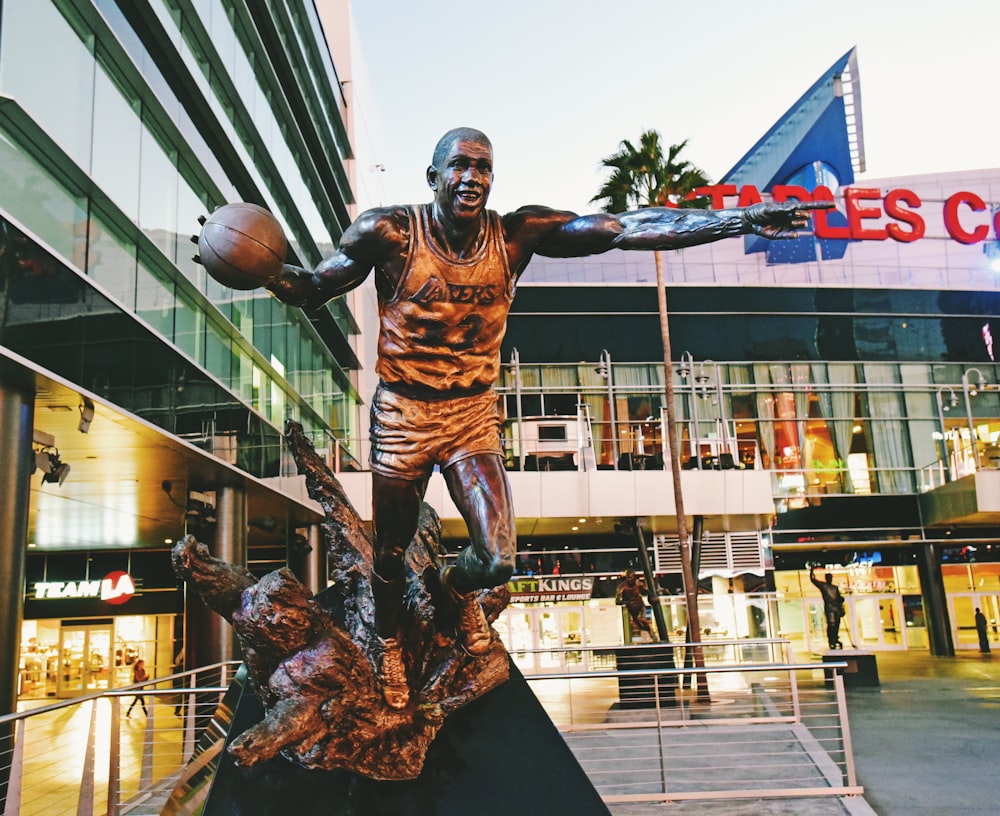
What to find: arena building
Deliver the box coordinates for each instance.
[341,48,1000,664]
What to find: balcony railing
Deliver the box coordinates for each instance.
[0,661,240,816]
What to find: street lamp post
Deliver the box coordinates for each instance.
[934,386,959,482]
[961,367,990,471]
[679,351,699,467]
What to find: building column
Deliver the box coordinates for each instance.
[0,377,33,812]
[0,379,34,716]
[292,524,327,597]
[917,543,954,656]
[189,485,247,668]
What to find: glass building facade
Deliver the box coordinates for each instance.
[0,0,366,705]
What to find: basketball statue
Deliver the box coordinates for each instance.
[196,202,287,290]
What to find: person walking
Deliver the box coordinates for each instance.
[126,658,149,718]
[975,607,991,653]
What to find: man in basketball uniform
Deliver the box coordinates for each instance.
[267,127,821,708]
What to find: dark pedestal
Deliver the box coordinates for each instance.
[201,657,610,816]
[613,646,678,709]
[823,649,880,688]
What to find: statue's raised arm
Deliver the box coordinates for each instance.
[531,199,830,258]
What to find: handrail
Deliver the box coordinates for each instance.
[1,661,243,816]
[525,660,847,682]
[0,660,240,725]
[522,657,860,805]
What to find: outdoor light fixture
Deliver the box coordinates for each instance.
[35,447,70,486]
[961,368,992,470]
[78,399,95,433]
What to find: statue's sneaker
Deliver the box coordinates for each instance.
[379,636,409,709]
[441,567,491,655]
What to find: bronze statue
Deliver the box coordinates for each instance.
[172,421,511,780]
[262,127,825,709]
[615,569,656,641]
[810,564,846,650]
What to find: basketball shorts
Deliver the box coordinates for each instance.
[369,383,503,479]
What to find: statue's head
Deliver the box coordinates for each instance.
[624,569,636,583]
[825,572,834,584]
[427,128,493,225]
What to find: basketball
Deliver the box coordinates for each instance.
[197,202,287,290]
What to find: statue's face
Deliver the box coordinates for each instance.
[427,137,493,224]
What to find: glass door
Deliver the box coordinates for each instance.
[949,593,1000,650]
[496,605,587,673]
[57,623,113,697]
[847,595,905,649]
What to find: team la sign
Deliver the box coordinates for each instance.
[694,184,1000,245]
[34,570,136,605]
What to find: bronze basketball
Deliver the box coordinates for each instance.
[197,202,287,290]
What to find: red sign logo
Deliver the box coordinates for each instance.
[101,571,136,605]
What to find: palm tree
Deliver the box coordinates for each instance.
[592,131,709,688]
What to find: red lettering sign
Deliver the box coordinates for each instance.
[884,188,925,242]
[694,183,996,245]
[845,188,887,241]
[811,186,849,240]
[943,191,989,244]
[737,185,763,208]
[694,184,736,209]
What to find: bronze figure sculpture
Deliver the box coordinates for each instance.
[615,569,656,641]
[810,564,846,649]
[260,127,825,709]
[172,421,511,780]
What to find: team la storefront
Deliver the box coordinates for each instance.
[19,555,182,700]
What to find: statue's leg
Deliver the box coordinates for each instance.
[827,615,840,650]
[371,472,428,708]
[442,454,515,654]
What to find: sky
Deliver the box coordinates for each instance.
[346,0,999,217]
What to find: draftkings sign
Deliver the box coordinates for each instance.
[506,576,595,603]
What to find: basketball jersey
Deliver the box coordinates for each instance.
[376,204,513,392]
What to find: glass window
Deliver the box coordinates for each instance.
[0,130,87,263]
[135,258,175,338]
[233,346,254,405]
[174,288,205,365]
[175,174,207,290]
[137,121,179,259]
[87,213,137,308]
[0,0,95,172]
[91,61,141,218]
[252,294,273,359]
[206,319,232,385]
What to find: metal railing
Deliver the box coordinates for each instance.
[507,638,792,676]
[0,661,240,816]
[524,649,861,805]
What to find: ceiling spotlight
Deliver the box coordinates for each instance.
[78,399,95,434]
[36,447,70,486]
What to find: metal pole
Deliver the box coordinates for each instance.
[962,368,987,471]
[934,388,952,483]
[2,721,22,816]
[76,700,98,816]
[634,522,668,642]
[603,350,619,468]
[106,697,121,816]
[512,349,525,472]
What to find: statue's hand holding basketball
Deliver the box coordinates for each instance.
[194,202,288,290]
